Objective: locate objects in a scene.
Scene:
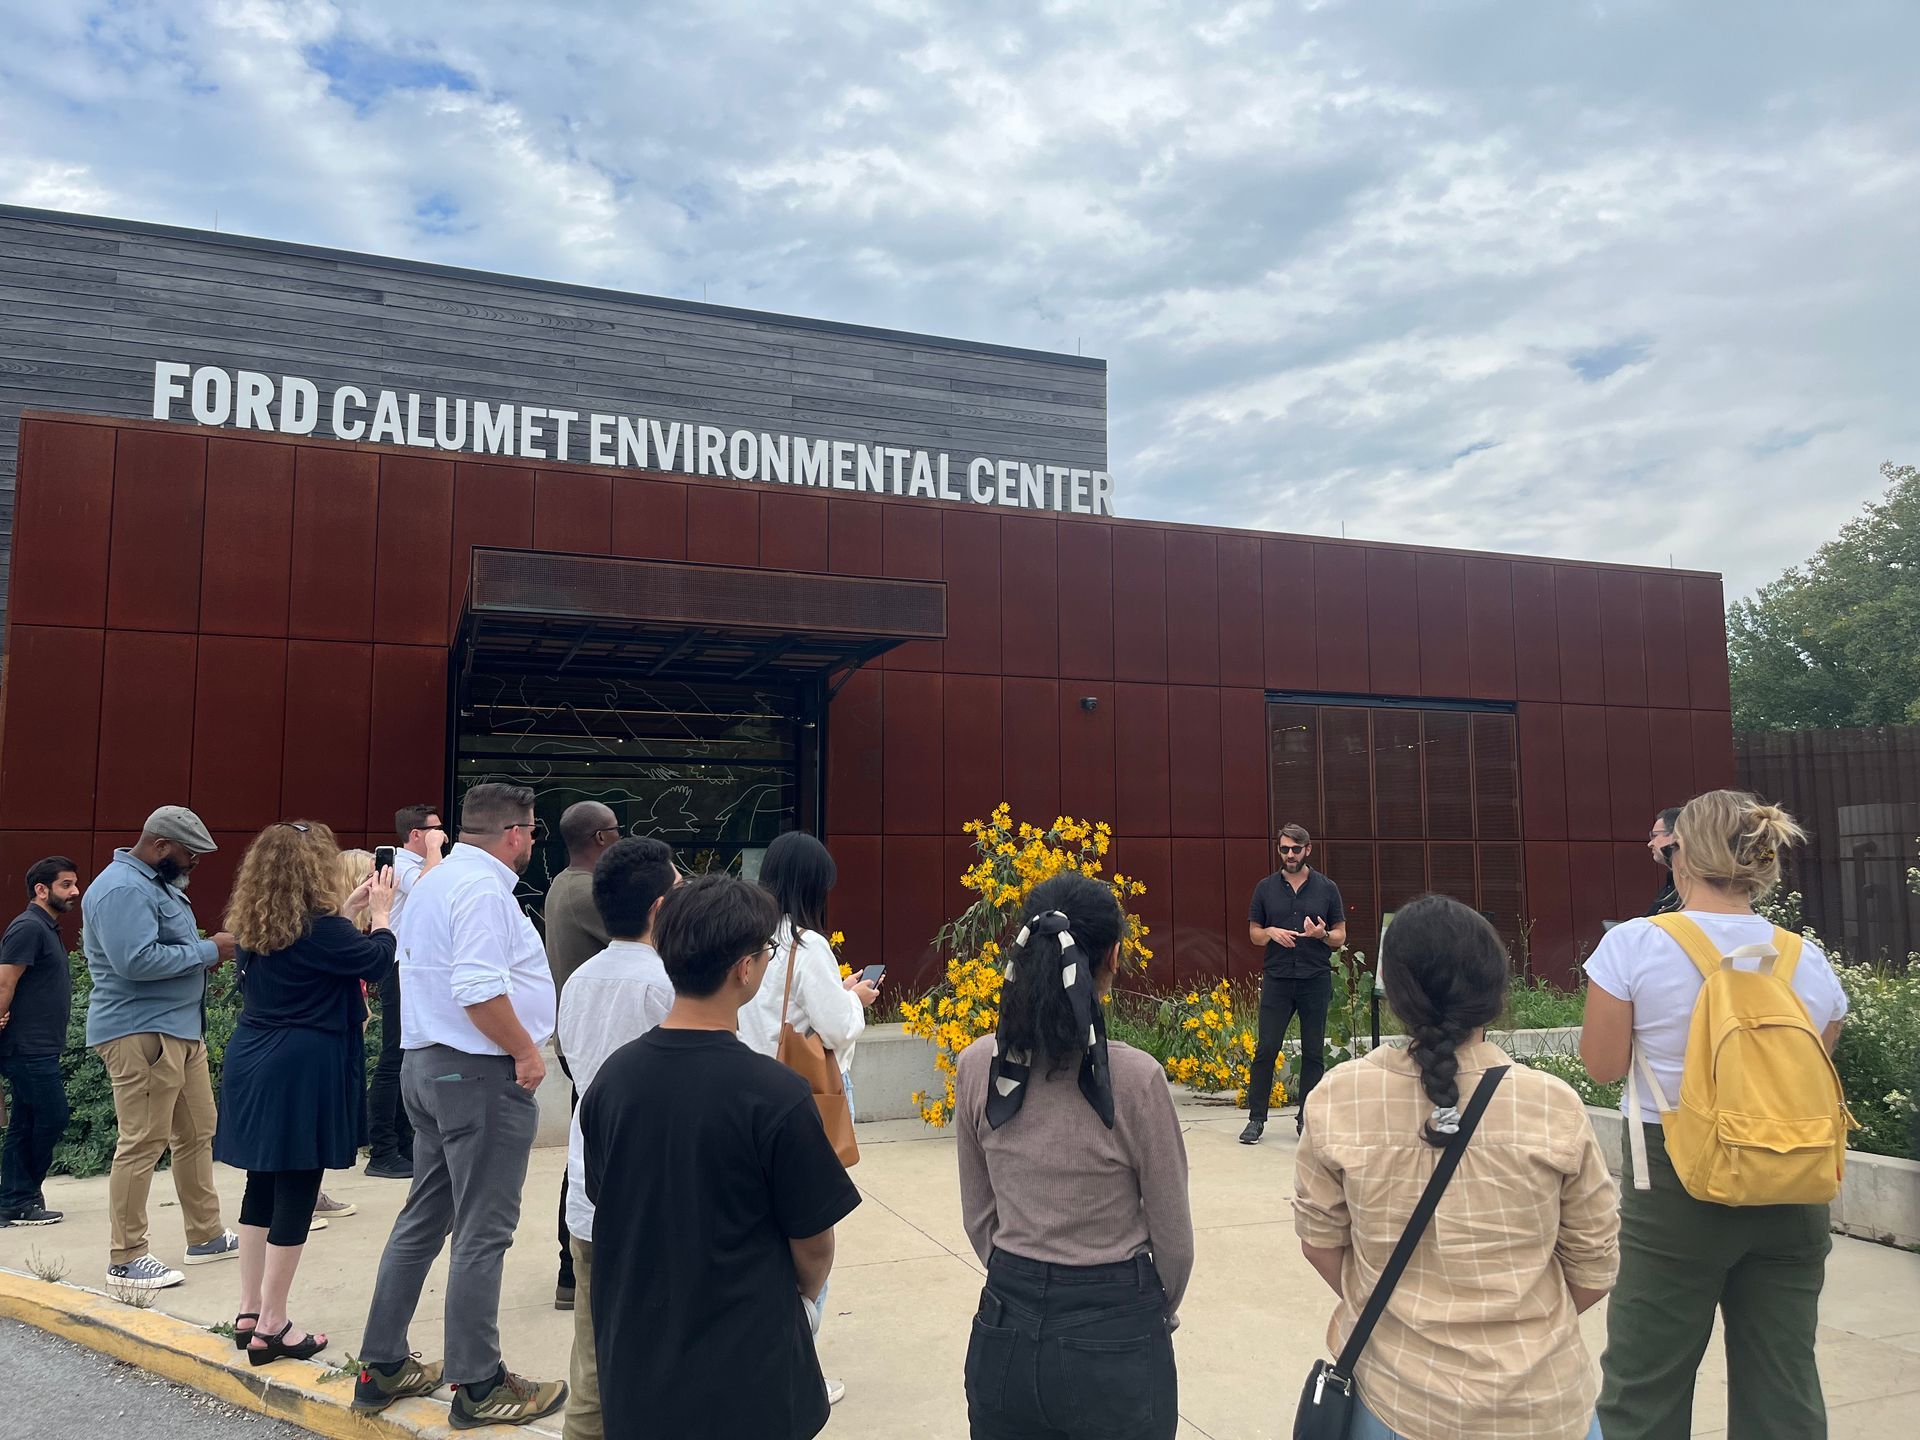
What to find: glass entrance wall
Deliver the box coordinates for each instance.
[453,671,816,915]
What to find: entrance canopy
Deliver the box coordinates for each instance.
[456,547,947,684]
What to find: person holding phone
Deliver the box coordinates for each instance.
[364,804,445,1181]
[1243,824,1347,1144]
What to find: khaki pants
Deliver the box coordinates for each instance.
[564,1235,601,1440]
[95,1032,224,1266]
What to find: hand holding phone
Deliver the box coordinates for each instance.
[861,964,887,984]
[374,845,396,872]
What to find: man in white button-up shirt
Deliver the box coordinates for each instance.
[354,783,567,1430]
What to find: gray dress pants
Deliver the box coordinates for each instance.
[359,1045,540,1385]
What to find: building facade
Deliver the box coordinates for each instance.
[0,208,1732,987]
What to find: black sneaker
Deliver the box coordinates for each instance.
[365,1155,414,1180]
[1239,1120,1265,1145]
[450,1369,567,1430]
[0,1204,61,1226]
[352,1355,445,1412]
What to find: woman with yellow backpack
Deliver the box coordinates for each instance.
[1580,790,1853,1440]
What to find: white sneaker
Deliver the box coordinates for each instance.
[107,1255,185,1291]
[184,1229,241,1265]
[825,1378,846,1407]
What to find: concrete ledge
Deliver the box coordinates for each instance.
[848,1024,946,1122]
[0,1269,551,1438]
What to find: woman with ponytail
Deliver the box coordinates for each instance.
[1581,790,1848,1439]
[1293,894,1617,1440]
[954,871,1193,1440]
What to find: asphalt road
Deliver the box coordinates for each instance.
[0,1318,321,1440]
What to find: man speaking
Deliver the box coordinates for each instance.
[1242,824,1346,1145]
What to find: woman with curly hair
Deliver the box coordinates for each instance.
[1293,894,1618,1440]
[214,822,395,1365]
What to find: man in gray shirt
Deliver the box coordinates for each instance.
[82,806,239,1292]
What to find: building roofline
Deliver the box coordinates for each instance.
[0,204,1108,373]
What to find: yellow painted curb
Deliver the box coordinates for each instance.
[0,1268,546,1438]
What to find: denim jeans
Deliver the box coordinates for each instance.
[965,1250,1177,1440]
[0,1053,68,1212]
[1350,1395,1603,1439]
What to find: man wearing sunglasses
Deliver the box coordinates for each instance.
[1242,824,1347,1145]
[542,799,620,1313]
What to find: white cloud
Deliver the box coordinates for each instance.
[1,0,1915,594]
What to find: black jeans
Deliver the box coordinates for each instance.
[1247,971,1332,1124]
[0,1053,68,1212]
[965,1250,1177,1440]
[556,1063,576,1289]
[367,968,413,1162]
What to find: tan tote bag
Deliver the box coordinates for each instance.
[774,937,860,1168]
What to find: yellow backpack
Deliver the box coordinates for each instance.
[1627,914,1856,1206]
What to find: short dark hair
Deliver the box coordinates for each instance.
[593,837,678,940]
[461,782,536,836]
[1657,806,1683,833]
[395,803,441,842]
[25,856,77,900]
[560,801,617,858]
[759,831,837,936]
[653,873,779,999]
[1278,824,1312,847]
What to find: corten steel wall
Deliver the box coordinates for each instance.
[0,206,1106,645]
[0,414,1733,987]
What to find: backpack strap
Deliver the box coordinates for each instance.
[1624,1045,1674,1192]
[1647,913,1723,982]
[1768,928,1804,987]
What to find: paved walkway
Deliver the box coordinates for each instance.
[4,1101,1917,1438]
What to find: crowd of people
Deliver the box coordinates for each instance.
[0,784,1855,1439]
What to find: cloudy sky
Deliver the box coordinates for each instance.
[3,0,1914,594]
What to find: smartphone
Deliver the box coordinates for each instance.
[374,845,396,872]
[861,964,886,984]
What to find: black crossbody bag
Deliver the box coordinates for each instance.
[1293,1065,1509,1439]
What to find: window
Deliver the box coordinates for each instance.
[1267,700,1523,956]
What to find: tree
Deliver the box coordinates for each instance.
[1729,462,1920,731]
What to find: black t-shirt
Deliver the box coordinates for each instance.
[582,1027,862,1440]
[0,905,72,1058]
[1248,868,1347,979]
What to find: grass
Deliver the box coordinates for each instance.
[1503,976,1590,1031]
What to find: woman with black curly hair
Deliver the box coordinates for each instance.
[1292,894,1618,1440]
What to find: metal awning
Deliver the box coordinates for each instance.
[455,547,947,685]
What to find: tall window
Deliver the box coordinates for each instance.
[1268,701,1523,957]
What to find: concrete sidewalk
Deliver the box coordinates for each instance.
[4,1100,1917,1438]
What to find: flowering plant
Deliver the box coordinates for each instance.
[901,804,1150,1127]
[1161,979,1287,1110]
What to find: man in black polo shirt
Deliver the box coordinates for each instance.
[1242,825,1346,1145]
[0,856,80,1225]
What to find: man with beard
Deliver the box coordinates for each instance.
[83,807,239,1290]
[354,782,567,1431]
[0,857,82,1226]
[1241,824,1347,1145]
[1646,807,1683,916]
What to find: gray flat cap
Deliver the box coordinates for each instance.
[144,805,216,853]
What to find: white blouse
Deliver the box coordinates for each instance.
[738,919,865,1071]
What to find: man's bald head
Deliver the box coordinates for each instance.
[560,801,620,866]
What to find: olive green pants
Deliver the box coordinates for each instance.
[1597,1123,1831,1440]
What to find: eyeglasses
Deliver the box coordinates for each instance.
[498,820,548,841]
[592,826,620,842]
[1278,844,1305,854]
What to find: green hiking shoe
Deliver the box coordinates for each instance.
[351,1354,445,1412]
[450,1369,568,1430]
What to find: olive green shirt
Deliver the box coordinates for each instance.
[542,866,609,1051]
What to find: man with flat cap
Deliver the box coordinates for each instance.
[83,805,240,1292]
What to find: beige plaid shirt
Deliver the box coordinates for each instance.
[1293,1042,1619,1440]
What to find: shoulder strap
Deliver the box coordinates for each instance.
[1647,913,1723,982]
[1768,927,1804,987]
[1328,1065,1509,1381]
[778,931,802,1028]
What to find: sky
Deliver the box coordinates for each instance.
[2,0,1915,596]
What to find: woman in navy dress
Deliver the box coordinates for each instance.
[215,821,395,1364]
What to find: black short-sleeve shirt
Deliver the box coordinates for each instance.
[582,1028,862,1440]
[0,905,72,1058]
[1248,868,1347,979]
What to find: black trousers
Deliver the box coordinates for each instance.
[556,1062,575,1288]
[239,1167,324,1247]
[367,968,413,1162]
[965,1250,1177,1440]
[0,1053,69,1212]
[1246,971,1332,1124]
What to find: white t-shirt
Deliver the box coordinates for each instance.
[1583,911,1849,1123]
[559,940,674,1241]
[738,920,864,1073]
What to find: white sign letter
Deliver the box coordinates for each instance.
[519,406,549,459]
[968,457,995,504]
[191,366,232,425]
[333,386,368,441]
[473,402,512,454]
[151,361,190,420]
[1091,470,1114,516]
[435,396,468,450]
[280,377,318,434]
[728,429,759,480]
[234,371,274,430]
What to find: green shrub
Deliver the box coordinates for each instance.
[1833,965,1920,1161]
[49,948,385,1179]
[1502,976,1588,1031]
[1513,1051,1623,1109]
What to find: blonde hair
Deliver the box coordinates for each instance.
[224,822,345,954]
[1673,790,1805,903]
[337,849,375,932]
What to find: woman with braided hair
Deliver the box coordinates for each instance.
[953,871,1193,1440]
[1581,790,1848,1439]
[1293,894,1617,1440]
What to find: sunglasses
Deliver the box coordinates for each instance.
[1278,844,1306,854]
[276,822,311,833]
